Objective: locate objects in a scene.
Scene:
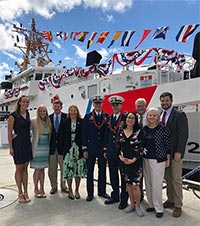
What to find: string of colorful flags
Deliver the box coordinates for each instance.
[37,24,199,49]
[14,24,199,49]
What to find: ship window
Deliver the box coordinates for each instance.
[103,88,106,92]
[44,73,52,78]
[27,74,33,82]
[35,73,43,80]
[88,85,97,98]
[30,108,32,111]
[6,106,8,111]
[71,94,74,99]
[34,108,37,110]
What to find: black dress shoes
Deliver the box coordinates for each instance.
[98,193,110,199]
[86,195,93,202]
[50,188,57,194]
[104,198,119,205]
[156,212,163,218]
[146,207,155,212]
[118,202,128,210]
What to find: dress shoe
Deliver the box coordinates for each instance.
[163,201,174,208]
[86,195,93,202]
[68,194,75,200]
[172,207,182,218]
[118,202,128,210]
[50,188,57,194]
[156,212,163,218]
[104,198,119,205]
[146,207,155,212]
[98,193,110,199]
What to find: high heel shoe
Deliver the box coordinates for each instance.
[24,193,31,203]
[68,191,75,200]
[18,194,25,203]
[75,191,80,199]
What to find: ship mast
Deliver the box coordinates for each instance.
[13,18,52,72]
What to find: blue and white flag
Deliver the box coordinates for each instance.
[121,30,135,47]
[152,26,170,39]
[55,31,63,40]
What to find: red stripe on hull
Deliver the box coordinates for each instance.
[102,85,157,114]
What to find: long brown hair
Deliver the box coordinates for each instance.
[36,105,52,133]
[15,95,29,116]
[67,105,82,119]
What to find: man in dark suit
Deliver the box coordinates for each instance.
[82,95,110,202]
[104,95,128,209]
[48,95,68,194]
[160,92,188,218]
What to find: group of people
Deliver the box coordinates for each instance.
[7,91,188,219]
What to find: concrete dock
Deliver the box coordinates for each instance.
[0,147,199,226]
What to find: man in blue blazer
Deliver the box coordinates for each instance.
[104,95,128,209]
[49,95,68,194]
[160,92,188,218]
[82,95,110,202]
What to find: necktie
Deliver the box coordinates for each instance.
[112,115,117,126]
[139,115,143,128]
[161,111,167,125]
[55,115,59,133]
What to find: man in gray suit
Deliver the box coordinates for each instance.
[159,92,188,218]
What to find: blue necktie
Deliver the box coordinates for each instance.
[55,115,59,133]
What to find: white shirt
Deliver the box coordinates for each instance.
[113,112,121,121]
[161,106,173,124]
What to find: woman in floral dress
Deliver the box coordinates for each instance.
[117,112,144,217]
[63,105,87,199]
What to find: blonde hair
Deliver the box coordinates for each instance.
[145,107,160,127]
[67,105,81,119]
[36,105,52,133]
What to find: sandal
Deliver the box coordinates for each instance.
[41,193,47,198]
[24,193,31,203]
[75,191,80,199]
[18,194,25,203]
[34,190,42,198]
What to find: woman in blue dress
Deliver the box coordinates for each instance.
[30,105,52,198]
[8,95,32,203]
[63,105,87,200]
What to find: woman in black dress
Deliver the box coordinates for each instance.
[117,112,144,217]
[8,95,32,203]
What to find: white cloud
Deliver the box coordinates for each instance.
[2,51,18,61]
[0,0,133,22]
[72,44,87,59]
[53,41,61,49]
[0,62,13,81]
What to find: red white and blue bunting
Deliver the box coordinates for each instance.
[38,47,186,91]
[4,87,20,99]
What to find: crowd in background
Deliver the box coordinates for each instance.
[7,91,188,218]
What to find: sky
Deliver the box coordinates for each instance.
[0,0,199,81]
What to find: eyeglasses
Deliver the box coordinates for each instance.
[127,116,135,120]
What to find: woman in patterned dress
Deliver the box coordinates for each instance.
[8,95,32,203]
[142,108,170,218]
[63,105,87,200]
[30,105,52,198]
[117,112,144,217]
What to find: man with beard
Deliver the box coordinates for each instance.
[160,92,188,218]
